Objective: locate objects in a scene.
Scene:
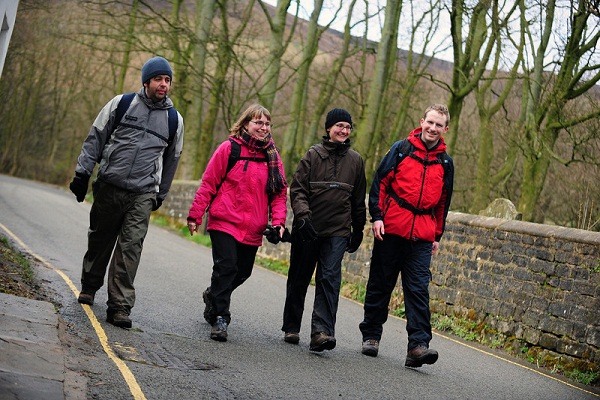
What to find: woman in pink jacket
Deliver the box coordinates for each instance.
[187,104,288,342]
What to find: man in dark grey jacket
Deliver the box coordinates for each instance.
[282,108,366,351]
[69,56,184,328]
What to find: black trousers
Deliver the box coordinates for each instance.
[282,236,347,337]
[207,230,258,324]
[359,235,433,350]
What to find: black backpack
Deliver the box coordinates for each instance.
[214,138,267,192]
[387,139,454,216]
[114,92,178,145]
[396,139,453,191]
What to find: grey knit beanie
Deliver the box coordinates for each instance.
[141,56,173,84]
[325,108,353,130]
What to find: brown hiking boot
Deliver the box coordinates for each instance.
[77,292,95,305]
[309,332,336,352]
[405,345,438,368]
[284,332,300,344]
[361,339,379,357]
[106,310,132,329]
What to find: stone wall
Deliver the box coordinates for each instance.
[432,213,599,368]
[162,181,600,366]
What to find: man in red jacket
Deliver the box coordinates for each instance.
[359,104,454,367]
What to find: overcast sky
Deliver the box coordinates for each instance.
[259,1,591,71]
[260,0,455,62]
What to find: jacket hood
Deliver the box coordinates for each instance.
[408,127,447,155]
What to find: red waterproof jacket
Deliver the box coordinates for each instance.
[187,136,287,246]
[369,128,454,242]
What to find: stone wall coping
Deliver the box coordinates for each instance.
[447,212,600,245]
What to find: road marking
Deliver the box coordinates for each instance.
[0,223,147,400]
[433,330,600,397]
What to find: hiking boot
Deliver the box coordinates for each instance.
[77,292,95,305]
[309,332,336,352]
[405,345,438,368]
[284,332,300,344]
[202,288,213,323]
[210,316,228,342]
[106,310,132,329]
[361,339,379,357]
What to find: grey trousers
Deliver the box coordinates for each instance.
[81,180,154,314]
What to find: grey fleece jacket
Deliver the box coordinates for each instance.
[75,88,184,200]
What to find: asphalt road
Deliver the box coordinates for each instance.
[0,174,598,400]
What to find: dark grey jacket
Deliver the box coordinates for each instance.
[290,138,367,237]
[75,89,184,200]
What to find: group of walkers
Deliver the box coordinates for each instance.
[69,56,454,368]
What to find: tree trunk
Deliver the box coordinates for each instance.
[257,0,293,111]
[117,0,139,94]
[191,0,217,179]
[280,0,325,175]
[470,0,523,213]
[303,0,359,149]
[353,0,402,161]
[517,1,600,221]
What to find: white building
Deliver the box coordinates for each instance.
[0,0,19,78]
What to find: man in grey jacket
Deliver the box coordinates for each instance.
[69,56,184,328]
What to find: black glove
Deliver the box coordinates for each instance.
[263,225,291,244]
[346,229,364,253]
[69,172,90,202]
[280,227,291,243]
[295,218,318,242]
[263,225,282,244]
[151,197,163,211]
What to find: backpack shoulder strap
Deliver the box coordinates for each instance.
[116,93,178,145]
[396,139,413,168]
[439,151,454,191]
[103,93,135,153]
[210,139,241,203]
[115,93,136,128]
[167,107,178,145]
[227,138,241,173]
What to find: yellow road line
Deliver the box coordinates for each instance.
[0,223,147,400]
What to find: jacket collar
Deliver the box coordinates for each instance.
[138,87,173,110]
[314,137,351,158]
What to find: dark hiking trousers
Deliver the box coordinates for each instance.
[207,230,259,325]
[81,180,154,314]
[282,236,347,337]
[359,234,433,350]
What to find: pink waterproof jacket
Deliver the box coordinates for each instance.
[187,136,287,246]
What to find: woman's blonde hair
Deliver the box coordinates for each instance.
[230,104,271,138]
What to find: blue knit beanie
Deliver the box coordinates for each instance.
[141,56,173,84]
[325,108,352,130]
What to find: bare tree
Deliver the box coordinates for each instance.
[188,0,218,178]
[303,0,361,148]
[257,0,295,110]
[194,0,258,177]
[353,0,402,161]
[517,0,600,221]
[469,0,523,213]
[280,0,330,174]
[442,0,510,154]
